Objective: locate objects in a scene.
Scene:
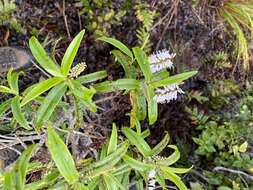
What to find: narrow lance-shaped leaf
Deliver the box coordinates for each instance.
[11,96,31,130]
[156,171,167,190]
[94,79,141,92]
[35,83,67,128]
[61,30,85,76]
[136,90,147,121]
[156,145,180,166]
[147,85,157,125]
[2,171,15,190]
[98,37,133,60]
[151,71,198,88]
[87,142,128,170]
[123,155,154,172]
[0,99,12,117]
[73,183,89,190]
[111,50,136,78]
[21,77,64,106]
[0,85,16,94]
[165,166,193,174]
[25,170,60,190]
[6,144,37,190]
[122,127,151,157]
[104,173,125,190]
[7,69,19,94]
[29,37,63,77]
[133,47,152,82]
[68,80,95,100]
[104,174,120,190]
[160,167,188,190]
[148,132,170,156]
[76,70,108,84]
[107,123,118,155]
[47,126,79,184]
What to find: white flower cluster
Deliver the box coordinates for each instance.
[147,170,156,190]
[148,49,176,73]
[155,84,184,104]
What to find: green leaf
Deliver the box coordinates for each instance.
[123,155,153,172]
[148,132,170,156]
[11,96,31,130]
[122,127,151,157]
[61,30,85,76]
[29,37,63,77]
[107,123,118,155]
[239,141,248,153]
[2,171,15,190]
[104,173,125,190]
[8,144,37,190]
[156,145,180,166]
[151,71,198,88]
[68,80,97,112]
[68,80,95,101]
[136,90,147,121]
[76,70,108,84]
[103,174,119,190]
[87,142,128,170]
[47,126,79,184]
[152,70,170,82]
[0,85,16,95]
[86,178,100,190]
[0,99,12,117]
[133,47,152,82]
[136,180,144,190]
[35,83,67,128]
[94,79,141,92]
[160,167,188,190]
[73,183,89,190]
[147,85,157,125]
[98,37,133,60]
[25,170,60,190]
[21,77,64,106]
[78,98,97,113]
[156,171,167,190]
[111,50,136,78]
[165,166,193,174]
[7,70,19,94]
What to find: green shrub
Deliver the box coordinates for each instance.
[0,0,22,32]
[0,30,197,189]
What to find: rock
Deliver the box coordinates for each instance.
[0,47,33,73]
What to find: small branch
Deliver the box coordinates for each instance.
[62,0,71,39]
[213,166,253,181]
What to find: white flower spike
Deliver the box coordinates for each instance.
[147,170,156,190]
[148,49,176,73]
[155,83,184,103]
[69,62,87,78]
